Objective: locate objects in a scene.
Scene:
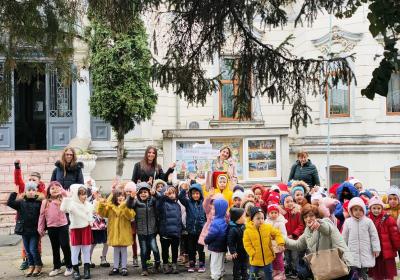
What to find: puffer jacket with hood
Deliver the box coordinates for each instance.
[204,199,228,252]
[60,184,93,229]
[7,191,44,235]
[386,187,400,220]
[51,160,84,191]
[335,182,360,227]
[157,194,182,238]
[178,183,206,235]
[342,197,380,268]
[127,182,159,235]
[198,193,224,246]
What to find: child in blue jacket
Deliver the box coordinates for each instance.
[204,198,228,280]
[178,183,206,273]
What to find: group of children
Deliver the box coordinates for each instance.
[7,162,400,280]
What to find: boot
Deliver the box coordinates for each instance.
[83,263,91,279]
[171,263,179,274]
[72,265,81,280]
[152,262,161,274]
[100,256,110,268]
[25,266,35,277]
[32,265,42,277]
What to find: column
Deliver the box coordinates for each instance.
[76,68,91,139]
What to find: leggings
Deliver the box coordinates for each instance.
[90,243,108,261]
[113,247,128,269]
[131,222,138,258]
[48,226,72,269]
[160,236,180,264]
[71,245,91,266]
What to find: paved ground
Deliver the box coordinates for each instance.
[0,235,234,280]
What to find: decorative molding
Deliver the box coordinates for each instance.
[311,26,363,56]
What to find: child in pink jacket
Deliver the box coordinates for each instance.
[198,190,224,246]
[38,181,72,277]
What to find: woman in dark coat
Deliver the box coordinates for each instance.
[288,150,320,188]
[51,147,84,191]
[131,146,175,185]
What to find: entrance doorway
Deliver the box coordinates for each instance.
[14,67,46,150]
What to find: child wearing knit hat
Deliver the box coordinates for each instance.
[265,204,287,280]
[228,208,248,280]
[243,207,285,280]
[386,187,400,221]
[368,196,400,280]
[232,191,245,208]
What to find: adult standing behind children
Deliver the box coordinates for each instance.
[131,146,176,185]
[211,145,237,184]
[288,150,320,188]
[51,147,84,191]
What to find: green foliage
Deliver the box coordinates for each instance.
[0,0,79,124]
[88,17,157,135]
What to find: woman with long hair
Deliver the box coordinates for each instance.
[131,146,175,185]
[51,147,84,191]
[211,146,237,182]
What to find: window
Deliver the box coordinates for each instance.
[391,166,400,186]
[219,58,238,120]
[329,165,348,186]
[387,73,400,115]
[326,77,350,117]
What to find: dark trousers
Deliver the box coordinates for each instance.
[22,233,42,266]
[233,254,248,280]
[138,234,160,270]
[160,236,180,264]
[187,233,205,265]
[48,225,72,269]
[179,233,188,255]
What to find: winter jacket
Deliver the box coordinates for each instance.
[204,199,228,252]
[227,221,246,257]
[97,201,135,246]
[38,198,68,236]
[342,197,380,268]
[198,193,224,246]
[14,168,46,194]
[131,162,174,184]
[386,204,400,221]
[288,159,320,187]
[51,161,84,191]
[282,207,304,239]
[265,214,287,237]
[60,184,93,229]
[157,195,182,238]
[178,184,206,235]
[336,182,360,203]
[7,192,44,235]
[243,221,285,267]
[285,218,354,267]
[213,187,233,208]
[127,196,158,236]
[369,212,400,259]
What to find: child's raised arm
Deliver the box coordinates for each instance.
[14,160,25,194]
[7,186,21,211]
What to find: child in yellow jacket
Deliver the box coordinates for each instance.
[243,207,285,280]
[97,189,135,276]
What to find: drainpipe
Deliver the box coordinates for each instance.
[327,12,333,189]
[176,95,181,129]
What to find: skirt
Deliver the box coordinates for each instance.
[368,255,397,280]
[70,226,92,246]
[92,230,107,244]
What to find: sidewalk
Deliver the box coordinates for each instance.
[0,234,233,279]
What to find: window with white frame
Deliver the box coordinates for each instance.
[325,77,351,118]
[387,73,400,115]
[173,137,281,182]
[390,165,400,186]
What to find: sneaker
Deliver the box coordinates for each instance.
[100,256,110,268]
[32,265,42,277]
[64,268,73,276]
[198,263,206,273]
[90,263,96,268]
[109,268,119,276]
[132,257,139,267]
[20,259,29,270]
[49,268,63,277]
[141,270,149,276]
[188,267,195,273]
[120,268,128,276]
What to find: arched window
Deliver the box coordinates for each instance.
[329,165,348,186]
[390,165,400,186]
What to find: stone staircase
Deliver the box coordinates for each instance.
[0,150,62,234]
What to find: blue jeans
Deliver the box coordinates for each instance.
[22,233,42,266]
[138,234,160,270]
[249,264,272,280]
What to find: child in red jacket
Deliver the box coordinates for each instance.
[368,196,400,280]
[280,194,304,278]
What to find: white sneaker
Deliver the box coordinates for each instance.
[49,268,63,277]
[64,268,73,276]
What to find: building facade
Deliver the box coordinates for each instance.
[0,3,399,194]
